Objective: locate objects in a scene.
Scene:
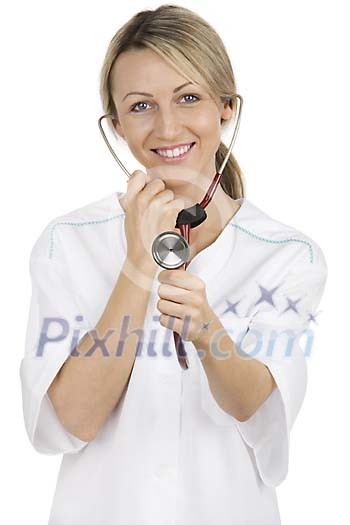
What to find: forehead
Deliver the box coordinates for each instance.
[110,48,196,99]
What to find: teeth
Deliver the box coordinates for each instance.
[156,143,192,158]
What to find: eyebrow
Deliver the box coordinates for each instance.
[122,82,195,102]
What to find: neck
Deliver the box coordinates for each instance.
[189,185,239,239]
[171,180,241,254]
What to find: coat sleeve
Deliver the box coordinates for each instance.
[19,222,92,455]
[233,241,328,487]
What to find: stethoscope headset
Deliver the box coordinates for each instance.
[98,93,243,370]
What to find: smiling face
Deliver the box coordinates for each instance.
[110,48,232,197]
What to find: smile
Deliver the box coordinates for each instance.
[151,142,196,162]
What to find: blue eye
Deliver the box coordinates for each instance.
[130,94,200,113]
[131,101,149,113]
[182,94,199,103]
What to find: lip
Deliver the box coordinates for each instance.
[151,142,196,163]
[152,142,194,151]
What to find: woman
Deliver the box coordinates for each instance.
[19,5,328,525]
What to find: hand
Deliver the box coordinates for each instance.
[157,269,214,342]
[120,171,185,268]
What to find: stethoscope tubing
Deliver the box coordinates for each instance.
[97,94,243,370]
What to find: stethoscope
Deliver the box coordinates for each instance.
[98,93,243,370]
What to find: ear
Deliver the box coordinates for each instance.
[220,99,233,121]
[112,117,126,139]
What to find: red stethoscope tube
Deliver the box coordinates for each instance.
[97,94,243,370]
[174,170,224,369]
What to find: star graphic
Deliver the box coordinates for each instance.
[222,299,241,316]
[201,321,212,331]
[281,297,302,315]
[307,310,322,324]
[254,283,281,308]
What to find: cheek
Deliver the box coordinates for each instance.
[194,110,221,141]
[123,130,145,155]
[124,120,152,149]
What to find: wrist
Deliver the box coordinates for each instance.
[122,254,158,289]
[192,311,223,356]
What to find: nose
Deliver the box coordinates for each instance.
[154,105,183,139]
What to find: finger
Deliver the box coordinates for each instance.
[153,188,175,205]
[159,313,185,335]
[157,299,188,319]
[159,313,193,340]
[139,178,167,206]
[158,283,194,304]
[130,170,150,188]
[143,178,165,192]
[163,199,185,230]
[125,170,151,203]
[158,270,202,290]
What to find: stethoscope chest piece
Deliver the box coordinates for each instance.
[152,231,190,269]
[98,94,243,370]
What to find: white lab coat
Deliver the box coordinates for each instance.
[19,191,328,524]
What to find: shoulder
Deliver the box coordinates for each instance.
[232,198,328,318]
[30,191,125,262]
[234,197,327,269]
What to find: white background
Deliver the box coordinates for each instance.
[1,0,348,523]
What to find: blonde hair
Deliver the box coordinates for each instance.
[99,4,245,199]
